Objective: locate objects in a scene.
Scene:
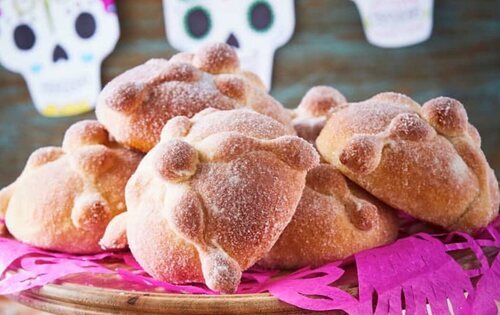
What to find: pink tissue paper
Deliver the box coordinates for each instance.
[0,217,498,314]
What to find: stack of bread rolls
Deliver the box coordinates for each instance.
[0,43,497,294]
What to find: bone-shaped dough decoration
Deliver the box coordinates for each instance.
[316,92,499,232]
[0,120,142,253]
[96,42,294,152]
[101,108,319,293]
[260,163,399,269]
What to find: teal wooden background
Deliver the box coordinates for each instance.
[0,0,499,188]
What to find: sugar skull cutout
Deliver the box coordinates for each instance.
[352,0,434,48]
[163,0,295,90]
[0,0,119,117]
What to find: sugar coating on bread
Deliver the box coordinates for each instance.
[316,92,499,231]
[0,120,142,253]
[260,163,399,269]
[109,108,319,293]
[192,42,240,74]
[96,42,294,152]
[292,86,347,143]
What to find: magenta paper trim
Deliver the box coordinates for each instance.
[101,0,116,13]
[0,219,498,314]
[471,254,500,314]
[354,234,473,314]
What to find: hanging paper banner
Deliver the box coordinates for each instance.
[163,0,295,90]
[0,0,120,117]
[352,0,433,48]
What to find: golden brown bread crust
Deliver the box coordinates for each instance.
[316,92,499,232]
[260,163,399,269]
[0,120,142,253]
[96,42,294,152]
[102,109,319,293]
[0,184,14,235]
[292,86,347,143]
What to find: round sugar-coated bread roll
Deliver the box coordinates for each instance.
[260,163,398,269]
[101,108,319,293]
[96,42,294,152]
[316,93,499,232]
[292,86,347,143]
[0,120,142,253]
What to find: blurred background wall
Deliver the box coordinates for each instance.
[0,0,499,188]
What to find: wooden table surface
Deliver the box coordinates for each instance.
[0,0,499,187]
[0,296,49,315]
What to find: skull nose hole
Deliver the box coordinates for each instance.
[53,44,69,62]
[226,33,240,48]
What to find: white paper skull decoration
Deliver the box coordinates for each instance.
[352,0,434,48]
[0,0,119,117]
[163,0,295,90]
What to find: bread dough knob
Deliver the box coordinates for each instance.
[388,113,435,141]
[71,193,110,231]
[200,248,242,294]
[153,140,199,182]
[422,97,469,137]
[339,135,383,175]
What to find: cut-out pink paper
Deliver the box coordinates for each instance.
[471,254,500,314]
[260,263,358,312]
[354,234,473,314]
[0,218,498,314]
[0,237,113,294]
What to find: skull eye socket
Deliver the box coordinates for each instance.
[14,24,36,50]
[184,6,211,39]
[75,12,96,39]
[248,1,274,32]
